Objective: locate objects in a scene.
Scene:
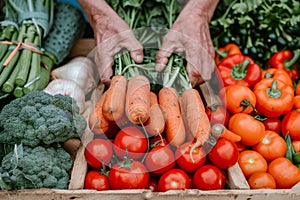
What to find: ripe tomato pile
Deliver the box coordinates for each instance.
[83,124,239,191]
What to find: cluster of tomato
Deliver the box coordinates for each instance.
[209,43,300,189]
[83,123,240,192]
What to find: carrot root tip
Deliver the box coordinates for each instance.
[190,140,202,163]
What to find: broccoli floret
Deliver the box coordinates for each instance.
[0,91,87,147]
[0,145,73,190]
[52,93,80,114]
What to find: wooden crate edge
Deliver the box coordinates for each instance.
[0,187,299,200]
[68,83,106,190]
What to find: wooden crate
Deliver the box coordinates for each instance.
[68,81,300,199]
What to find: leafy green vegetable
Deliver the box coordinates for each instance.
[210,0,300,66]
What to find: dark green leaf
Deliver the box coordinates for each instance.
[122,0,144,8]
[232,0,263,14]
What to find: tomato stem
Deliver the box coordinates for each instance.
[100,160,109,177]
[119,146,134,170]
[240,99,256,113]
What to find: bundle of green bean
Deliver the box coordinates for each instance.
[0,0,85,99]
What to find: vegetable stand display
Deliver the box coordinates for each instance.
[0,0,300,199]
[0,37,300,200]
[1,80,298,200]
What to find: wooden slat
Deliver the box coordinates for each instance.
[227,163,249,189]
[68,38,96,58]
[0,188,299,200]
[199,81,222,107]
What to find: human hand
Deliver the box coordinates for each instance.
[155,0,219,86]
[78,0,143,85]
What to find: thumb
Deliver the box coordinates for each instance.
[130,48,144,63]
[155,43,174,72]
[122,31,144,63]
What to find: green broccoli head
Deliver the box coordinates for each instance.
[0,145,73,190]
[0,91,87,147]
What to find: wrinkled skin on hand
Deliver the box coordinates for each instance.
[156,0,219,86]
[78,0,143,85]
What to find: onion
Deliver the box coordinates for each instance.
[43,79,85,114]
[51,57,98,95]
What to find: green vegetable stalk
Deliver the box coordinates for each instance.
[108,0,183,91]
[0,2,18,61]
[0,0,54,98]
[0,1,85,98]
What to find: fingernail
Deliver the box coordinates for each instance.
[155,64,164,71]
[137,55,143,62]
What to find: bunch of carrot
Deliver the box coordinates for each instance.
[88,73,211,152]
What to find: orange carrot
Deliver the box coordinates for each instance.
[181,88,211,161]
[144,92,165,136]
[179,95,194,142]
[211,123,242,143]
[88,91,110,135]
[149,91,158,105]
[159,87,186,147]
[125,75,151,124]
[102,75,127,122]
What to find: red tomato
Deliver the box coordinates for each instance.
[193,165,226,190]
[205,105,231,127]
[109,160,150,189]
[281,109,300,141]
[113,126,148,160]
[175,142,206,173]
[208,138,239,169]
[84,138,113,169]
[263,118,281,134]
[84,171,110,190]
[145,144,175,175]
[158,169,191,192]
